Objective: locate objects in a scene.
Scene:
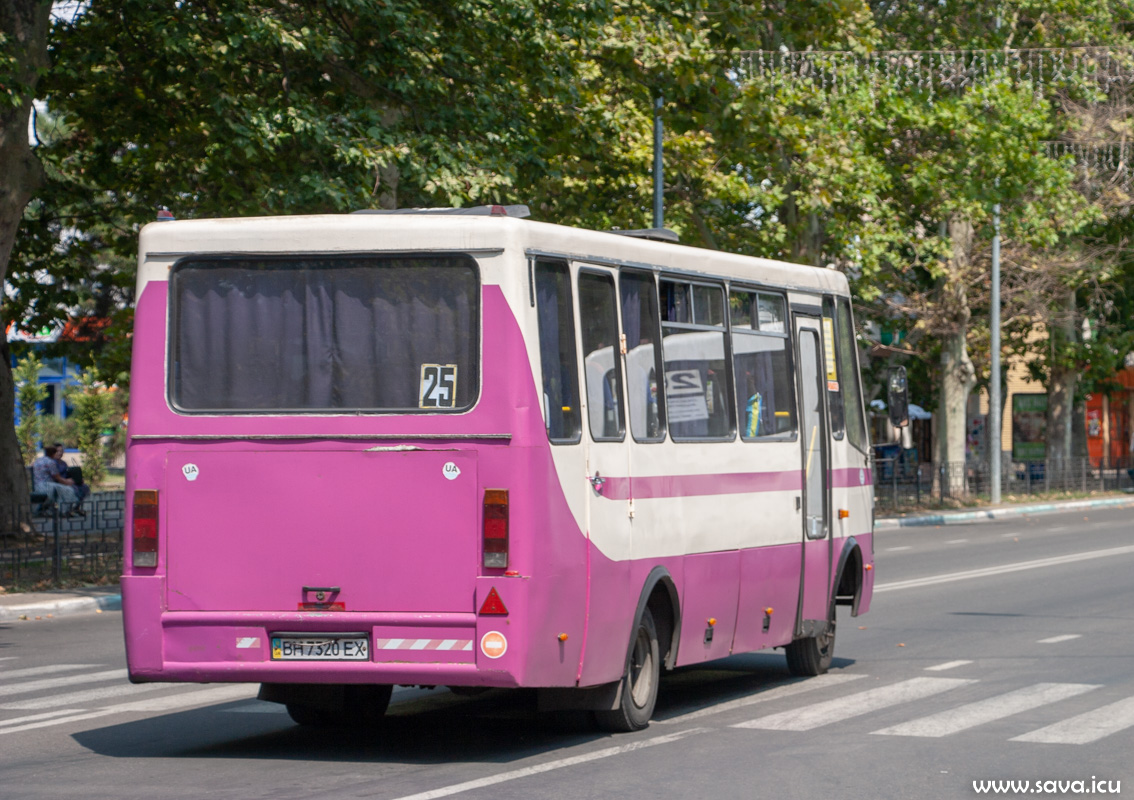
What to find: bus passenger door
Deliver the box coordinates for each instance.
[575,266,634,686]
[793,317,832,633]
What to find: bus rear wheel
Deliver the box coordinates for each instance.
[595,607,660,732]
[785,621,835,677]
[283,684,393,728]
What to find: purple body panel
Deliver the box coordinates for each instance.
[124,278,874,690]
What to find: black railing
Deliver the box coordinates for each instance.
[872,457,1134,511]
[0,491,124,588]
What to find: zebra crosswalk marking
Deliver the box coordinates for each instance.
[0,669,127,697]
[1,681,168,710]
[871,683,1099,738]
[732,677,975,731]
[925,661,973,671]
[0,709,88,728]
[0,664,101,681]
[657,673,866,724]
[1011,695,1134,745]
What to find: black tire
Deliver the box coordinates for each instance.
[595,607,660,732]
[785,619,836,677]
[286,684,393,728]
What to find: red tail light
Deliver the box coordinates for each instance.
[133,490,159,568]
[483,489,509,569]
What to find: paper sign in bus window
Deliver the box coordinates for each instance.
[822,317,839,389]
[665,369,710,423]
[419,364,458,409]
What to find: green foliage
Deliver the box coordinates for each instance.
[65,375,112,488]
[13,354,45,466]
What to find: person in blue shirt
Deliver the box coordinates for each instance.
[31,444,83,516]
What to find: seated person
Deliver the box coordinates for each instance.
[31,444,83,516]
[52,443,90,503]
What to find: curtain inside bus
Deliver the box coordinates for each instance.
[170,256,478,412]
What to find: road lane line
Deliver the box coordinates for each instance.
[732,677,974,731]
[1012,695,1134,744]
[0,664,101,681]
[0,669,127,697]
[925,661,973,671]
[0,709,86,728]
[885,546,912,552]
[1037,634,1081,644]
[656,673,866,724]
[875,544,1134,593]
[388,727,710,800]
[1,681,167,710]
[871,683,1099,738]
[945,539,969,544]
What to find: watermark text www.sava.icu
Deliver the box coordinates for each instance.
[974,779,1121,795]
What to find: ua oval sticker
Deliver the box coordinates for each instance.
[443,462,461,481]
[480,631,507,659]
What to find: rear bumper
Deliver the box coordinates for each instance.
[122,576,522,688]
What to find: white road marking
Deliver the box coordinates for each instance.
[0,709,86,728]
[875,544,1134,593]
[0,684,259,735]
[925,660,973,671]
[1046,527,1069,532]
[0,657,19,663]
[0,710,116,735]
[0,664,101,681]
[872,683,1099,738]
[388,728,710,800]
[656,673,866,724]
[0,669,127,697]
[1037,634,1081,644]
[106,684,258,712]
[945,539,969,544]
[1,681,167,710]
[885,546,912,552]
[732,677,974,731]
[1012,695,1134,744]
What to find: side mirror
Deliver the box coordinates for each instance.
[888,366,909,429]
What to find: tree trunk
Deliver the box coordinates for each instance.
[935,216,978,496]
[0,1,52,522]
[1046,289,1077,477]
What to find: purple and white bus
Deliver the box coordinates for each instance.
[122,207,874,731]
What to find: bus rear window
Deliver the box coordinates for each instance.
[169,255,479,413]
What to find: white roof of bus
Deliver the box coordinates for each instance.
[136,213,850,297]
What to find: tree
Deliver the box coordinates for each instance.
[0,0,51,518]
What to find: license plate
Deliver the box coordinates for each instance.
[270,634,370,661]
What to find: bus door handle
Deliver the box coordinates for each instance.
[795,496,801,512]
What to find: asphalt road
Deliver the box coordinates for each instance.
[1,505,1132,800]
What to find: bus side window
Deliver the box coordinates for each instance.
[661,279,734,441]
[822,296,846,439]
[535,260,582,443]
[620,270,666,442]
[730,289,796,439]
[579,271,626,441]
[837,297,869,451]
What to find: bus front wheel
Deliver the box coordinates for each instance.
[595,607,660,732]
[785,621,835,677]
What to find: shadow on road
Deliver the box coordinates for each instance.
[71,651,857,764]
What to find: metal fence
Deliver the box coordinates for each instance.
[0,491,124,588]
[873,457,1134,511]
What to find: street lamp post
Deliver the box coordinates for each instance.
[990,200,1002,504]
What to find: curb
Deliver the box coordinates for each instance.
[874,495,1134,531]
[0,592,122,623]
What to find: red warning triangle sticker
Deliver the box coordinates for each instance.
[478,587,508,615]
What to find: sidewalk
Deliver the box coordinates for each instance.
[874,493,1134,530]
[0,585,121,623]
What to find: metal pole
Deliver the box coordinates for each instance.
[653,96,663,229]
[990,199,1002,504]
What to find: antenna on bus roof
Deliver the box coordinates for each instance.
[609,228,679,244]
[352,205,530,218]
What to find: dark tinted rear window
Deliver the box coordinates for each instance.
[170,255,479,413]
